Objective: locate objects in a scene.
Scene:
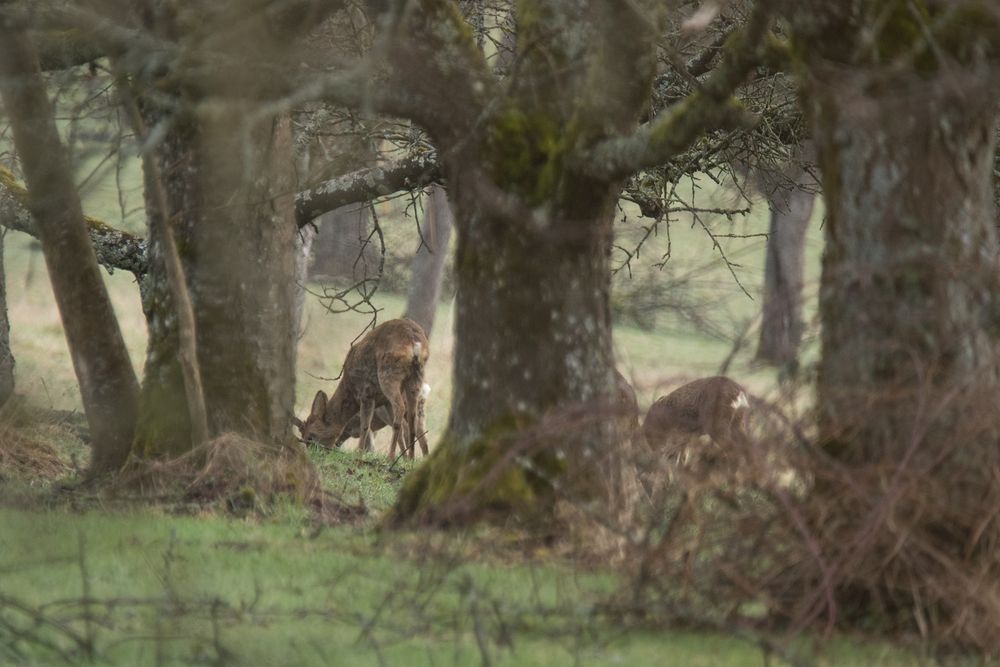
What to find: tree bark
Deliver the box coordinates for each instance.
[0,28,139,473]
[293,225,316,340]
[386,0,772,526]
[790,1,1000,643]
[130,6,298,457]
[404,185,453,337]
[392,164,621,524]
[132,109,298,456]
[0,232,14,407]
[796,29,1000,465]
[309,205,379,281]
[756,163,815,368]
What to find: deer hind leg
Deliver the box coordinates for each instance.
[403,389,420,459]
[378,368,409,460]
[358,400,376,454]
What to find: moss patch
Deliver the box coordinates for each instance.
[485,106,578,206]
[389,417,566,527]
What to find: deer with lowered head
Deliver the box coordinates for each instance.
[294,319,430,459]
[642,376,750,465]
[336,383,431,456]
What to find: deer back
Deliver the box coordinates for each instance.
[642,376,749,448]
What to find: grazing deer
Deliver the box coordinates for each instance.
[293,319,430,459]
[642,376,750,465]
[339,383,431,457]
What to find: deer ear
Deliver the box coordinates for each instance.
[291,416,304,430]
[310,390,328,419]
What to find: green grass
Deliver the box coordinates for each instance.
[0,508,935,667]
[0,208,939,666]
[310,448,419,513]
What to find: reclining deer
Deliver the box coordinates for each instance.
[642,376,750,467]
[293,319,430,459]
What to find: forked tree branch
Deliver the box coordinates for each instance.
[581,3,777,181]
[316,0,497,148]
[295,155,442,223]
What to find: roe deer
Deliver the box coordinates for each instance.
[339,383,431,457]
[642,376,750,464]
[293,319,430,459]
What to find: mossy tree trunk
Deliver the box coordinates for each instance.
[0,27,140,473]
[130,5,299,457]
[0,232,14,407]
[794,1,1000,462]
[393,170,620,523]
[384,0,777,524]
[791,0,1000,638]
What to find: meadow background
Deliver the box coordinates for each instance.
[2,149,939,667]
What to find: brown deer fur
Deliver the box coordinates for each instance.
[294,319,430,459]
[642,376,750,460]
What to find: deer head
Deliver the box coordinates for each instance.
[293,389,355,447]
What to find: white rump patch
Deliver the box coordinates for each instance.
[412,341,423,359]
[421,383,431,399]
[731,392,750,410]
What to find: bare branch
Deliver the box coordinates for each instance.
[580,4,777,180]
[1,153,441,276]
[295,154,443,226]
[0,166,148,275]
[320,0,497,147]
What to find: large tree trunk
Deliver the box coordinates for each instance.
[811,71,1000,465]
[130,7,298,457]
[133,112,298,456]
[0,28,140,473]
[794,2,1000,643]
[755,164,815,369]
[0,233,14,407]
[390,0,664,526]
[404,184,453,337]
[393,167,620,524]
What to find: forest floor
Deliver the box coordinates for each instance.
[0,201,961,665]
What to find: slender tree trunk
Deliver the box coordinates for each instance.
[119,80,210,452]
[0,233,14,407]
[294,225,316,340]
[0,28,139,472]
[404,185,453,337]
[309,205,379,281]
[756,164,815,368]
